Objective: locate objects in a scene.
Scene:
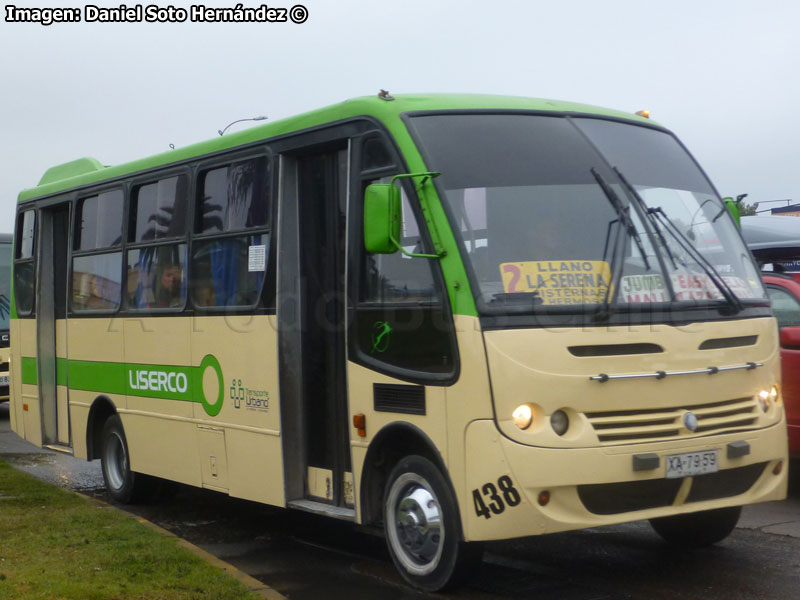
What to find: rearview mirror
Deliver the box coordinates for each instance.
[364,183,401,254]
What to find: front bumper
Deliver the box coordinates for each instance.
[462,418,788,542]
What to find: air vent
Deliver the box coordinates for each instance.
[374,384,425,415]
[699,335,758,350]
[568,343,663,357]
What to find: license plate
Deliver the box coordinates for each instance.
[665,450,718,479]
[0,375,8,385]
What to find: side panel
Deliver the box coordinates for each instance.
[10,318,40,443]
[123,316,198,486]
[192,314,284,506]
[67,318,126,458]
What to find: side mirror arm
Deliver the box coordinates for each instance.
[390,172,446,258]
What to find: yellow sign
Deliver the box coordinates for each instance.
[499,260,612,305]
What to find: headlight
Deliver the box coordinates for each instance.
[758,384,780,412]
[512,404,534,430]
[769,384,780,403]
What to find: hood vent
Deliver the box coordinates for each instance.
[699,335,758,350]
[568,343,663,357]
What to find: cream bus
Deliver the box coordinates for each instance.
[9,94,787,591]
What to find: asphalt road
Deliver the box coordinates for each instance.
[3,402,800,599]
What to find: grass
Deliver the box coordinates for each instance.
[0,458,254,599]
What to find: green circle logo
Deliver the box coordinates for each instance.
[199,354,224,416]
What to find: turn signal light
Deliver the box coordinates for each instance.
[353,413,366,437]
[773,461,784,476]
[538,490,551,506]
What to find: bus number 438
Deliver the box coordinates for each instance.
[472,475,522,519]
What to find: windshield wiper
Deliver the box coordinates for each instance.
[613,168,744,314]
[591,168,651,320]
[591,168,650,272]
[611,168,678,270]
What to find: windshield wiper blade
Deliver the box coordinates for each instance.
[611,169,743,314]
[648,207,743,313]
[612,167,678,270]
[591,168,647,321]
[591,168,651,272]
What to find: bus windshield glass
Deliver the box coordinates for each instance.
[0,241,11,331]
[409,113,765,313]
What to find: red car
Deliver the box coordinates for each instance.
[762,272,800,456]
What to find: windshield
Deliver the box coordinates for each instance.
[0,242,10,330]
[408,113,765,314]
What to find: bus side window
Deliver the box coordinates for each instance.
[190,156,271,309]
[126,176,188,311]
[72,190,124,312]
[360,182,439,304]
[14,209,36,315]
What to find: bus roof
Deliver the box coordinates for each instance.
[741,215,800,262]
[19,93,653,203]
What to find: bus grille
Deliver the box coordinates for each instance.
[578,463,767,515]
[585,397,759,445]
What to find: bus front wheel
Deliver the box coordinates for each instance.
[100,414,151,504]
[649,506,742,548]
[383,455,482,591]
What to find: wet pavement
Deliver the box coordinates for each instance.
[4,401,800,599]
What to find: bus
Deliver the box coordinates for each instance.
[9,93,787,591]
[0,233,11,402]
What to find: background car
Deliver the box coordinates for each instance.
[761,272,800,456]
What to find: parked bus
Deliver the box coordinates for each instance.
[9,94,787,591]
[0,233,11,402]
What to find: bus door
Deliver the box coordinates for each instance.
[278,144,353,515]
[36,203,71,447]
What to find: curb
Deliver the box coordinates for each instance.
[79,492,287,600]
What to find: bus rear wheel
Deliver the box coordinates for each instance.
[100,414,152,504]
[383,455,482,592]
[649,506,742,548]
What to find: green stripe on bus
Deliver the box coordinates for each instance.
[18,355,225,416]
[21,357,37,385]
[56,357,68,387]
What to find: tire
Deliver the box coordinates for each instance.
[100,414,153,504]
[649,506,742,548]
[383,455,483,592]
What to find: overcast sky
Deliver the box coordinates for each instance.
[1,0,798,230]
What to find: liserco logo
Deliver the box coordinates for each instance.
[126,365,192,400]
[129,369,189,394]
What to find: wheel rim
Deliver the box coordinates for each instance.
[104,431,127,491]
[385,472,444,577]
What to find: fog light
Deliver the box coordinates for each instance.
[550,410,569,436]
[512,404,534,430]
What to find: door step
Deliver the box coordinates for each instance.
[43,444,73,455]
[288,499,355,521]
